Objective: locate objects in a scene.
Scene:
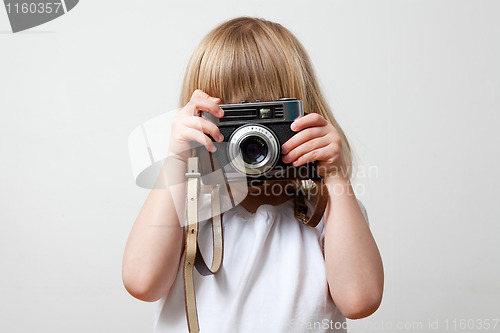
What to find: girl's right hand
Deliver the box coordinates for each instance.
[168,89,225,161]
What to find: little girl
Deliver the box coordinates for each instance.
[123,17,384,333]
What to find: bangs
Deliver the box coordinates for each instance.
[183,18,307,105]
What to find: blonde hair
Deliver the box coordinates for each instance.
[180,17,353,178]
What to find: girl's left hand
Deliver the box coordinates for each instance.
[281,113,347,180]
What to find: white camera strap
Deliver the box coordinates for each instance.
[184,156,223,333]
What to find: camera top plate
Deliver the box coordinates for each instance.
[203,98,304,126]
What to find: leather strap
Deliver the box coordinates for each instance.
[183,157,201,333]
[294,179,329,227]
[194,184,223,276]
[184,157,224,333]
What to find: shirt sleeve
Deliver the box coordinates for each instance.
[357,199,370,227]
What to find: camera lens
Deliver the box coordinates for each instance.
[240,137,268,164]
[227,124,279,176]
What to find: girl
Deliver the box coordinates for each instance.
[123,17,384,332]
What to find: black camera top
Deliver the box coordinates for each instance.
[203,98,303,126]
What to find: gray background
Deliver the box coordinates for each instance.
[1,0,499,332]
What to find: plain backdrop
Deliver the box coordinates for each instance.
[1,1,499,332]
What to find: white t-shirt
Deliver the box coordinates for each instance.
[154,194,369,333]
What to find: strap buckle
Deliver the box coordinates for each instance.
[185,172,201,179]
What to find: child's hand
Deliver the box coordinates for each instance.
[168,90,225,161]
[281,113,347,179]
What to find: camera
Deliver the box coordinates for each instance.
[201,98,318,183]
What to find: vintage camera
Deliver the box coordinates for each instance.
[201,98,318,183]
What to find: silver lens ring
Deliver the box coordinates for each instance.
[227,124,280,176]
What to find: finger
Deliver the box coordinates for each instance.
[182,98,224,119]
[291,113,328,132]
[281,127,327,154]
[183,116,224,142]
[192,89,221,104]
[187,90,224,118]
[192,89,211,100]
[282,136,331,164]
[290,143,336,167]
[180,127,217,153]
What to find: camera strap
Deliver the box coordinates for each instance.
[183,156,328,333]
[293,179,329,228]
[184,156,223,333]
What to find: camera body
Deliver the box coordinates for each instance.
[201,98,318,183]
